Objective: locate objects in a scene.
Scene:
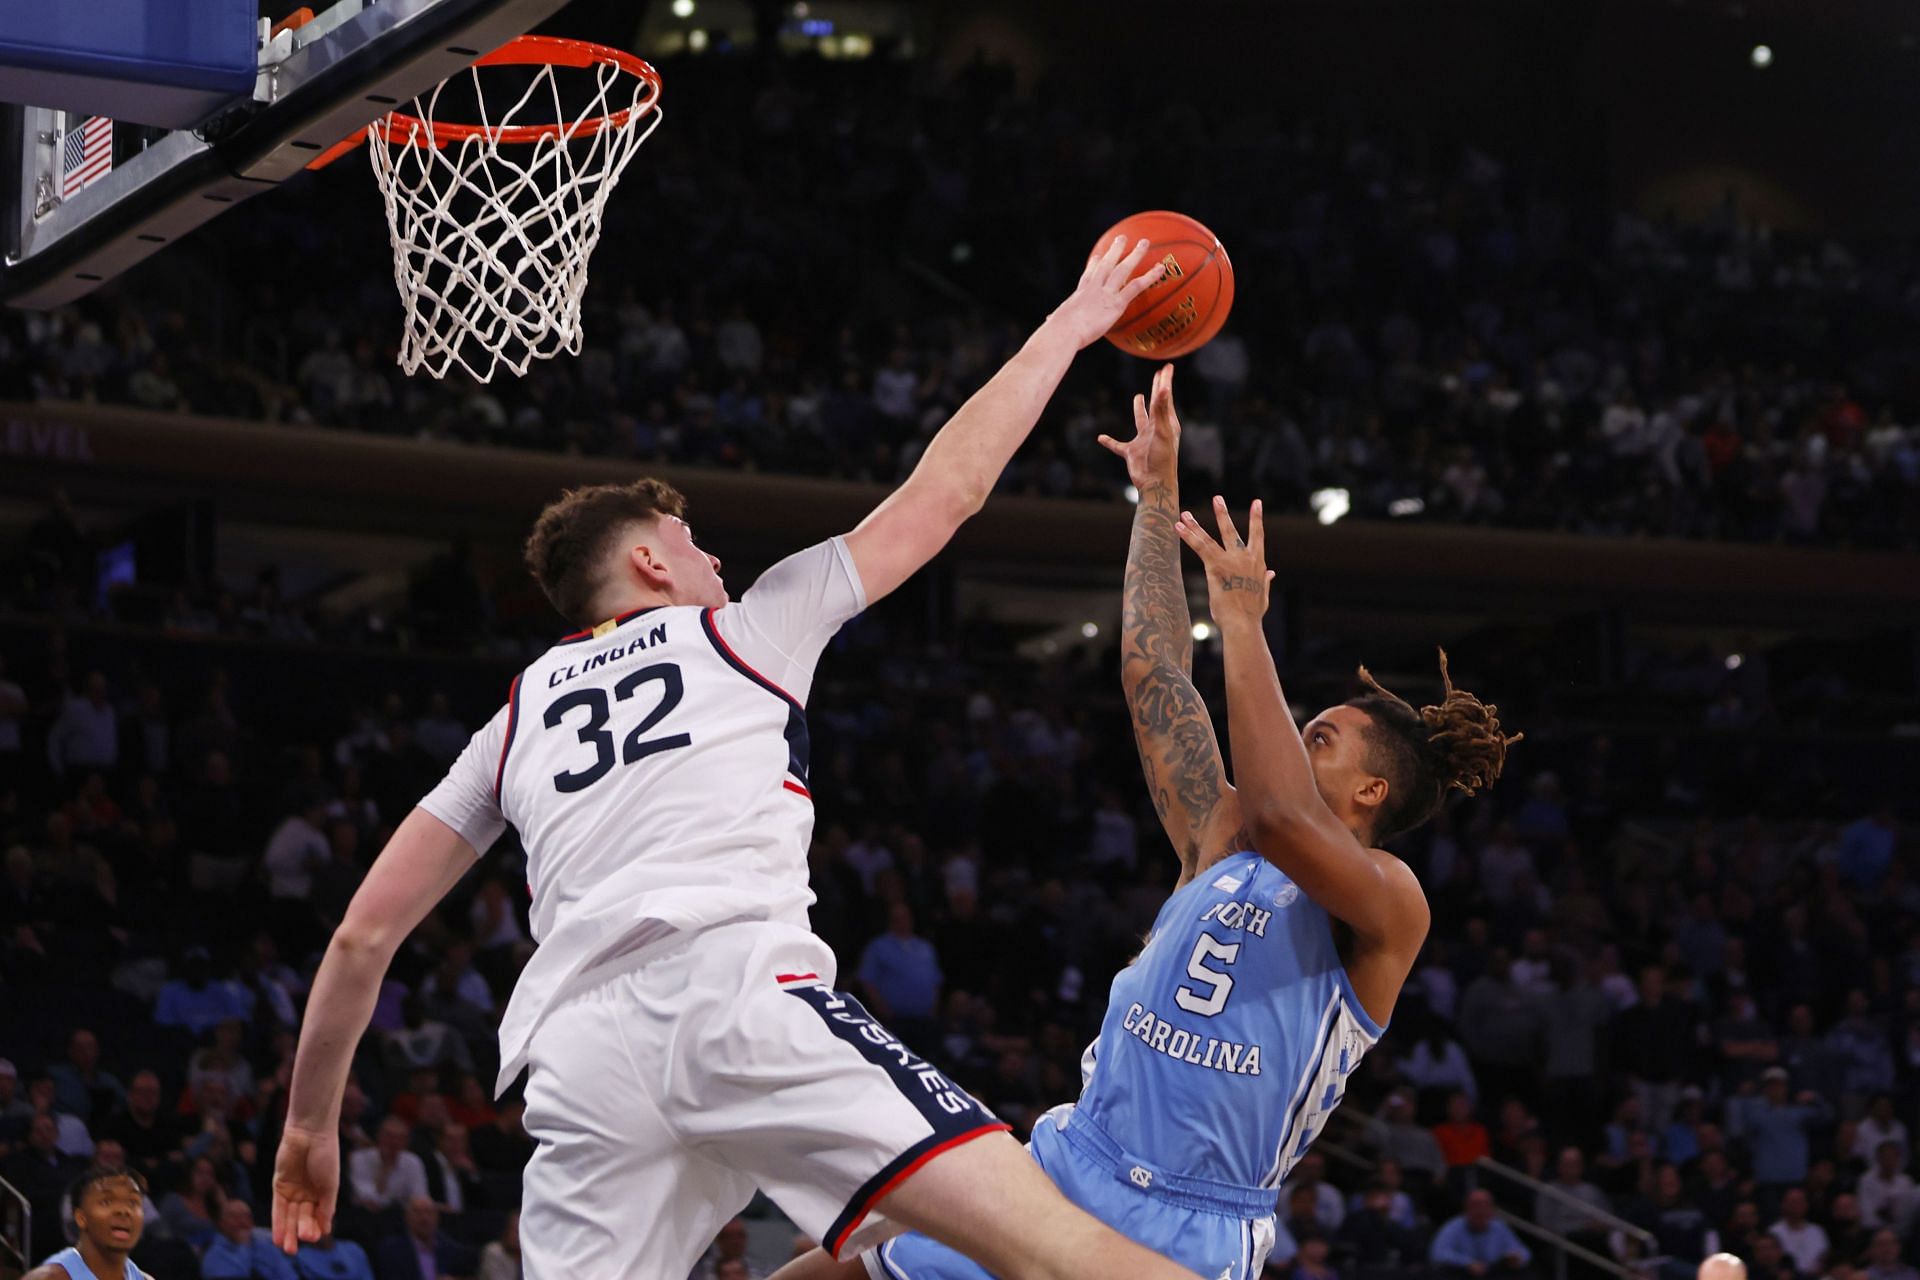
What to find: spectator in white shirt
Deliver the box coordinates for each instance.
[1856,1094,1910,1165]
[350,1116,430,1211]
[1858,1141,1920,1237]
[872,349,919,423]
[262,795,330,900]
[1399,1026,1479,1105]
[46,671,117,778]
[1768,1187,1831,1275]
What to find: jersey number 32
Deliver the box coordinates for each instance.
[543,663,692,792]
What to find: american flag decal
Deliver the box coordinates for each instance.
[61,116,113,197]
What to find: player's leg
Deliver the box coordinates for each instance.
[520,977,756,1277]
[870,1129,1205,1280]
[678,924,1201,1280]
[769,1248,869,1280]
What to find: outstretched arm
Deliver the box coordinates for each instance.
[844,237,1164,604]
[1098,366,1244,885]
[1175,498,1429,958]
[273,808,478,1250]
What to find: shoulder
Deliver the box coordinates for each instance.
[24,1266,71,1280]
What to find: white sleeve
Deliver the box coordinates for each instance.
[709,536,866,704]
[417,701,511,853]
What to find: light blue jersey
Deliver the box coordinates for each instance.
[865,854,1385,1280]
[39,1246,149,1280]
[1080,852,1384,1189]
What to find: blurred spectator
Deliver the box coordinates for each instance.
[687,1217,763,1280]
[1857,1141,1920,1236]
[1367,1090,1446,1183]
[1433,1090,1491,1169]
[350,1117,429,1212]
[160,1154,229,1252]
[297,1233,378,1280]
[371,1196,475,1280]
[155,949,254,1036]
[1734,1068,1835,1195]
[855,902,942,1047]
[1768,1187,1831,1275]
[1535,1147,1614,1251]
[1864,1229,1918,1280]
[102,1070,187,1176]
[202,1199,296,1280]
[1335,1181,1422,1269]
[47,671,118,778]
[1431,1189,1533,1280]
[477,1212,520,1280]
[1854,1095,1909,1165]
[48,1028,126,1126]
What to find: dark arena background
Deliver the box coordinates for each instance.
[3,0,1920,1277]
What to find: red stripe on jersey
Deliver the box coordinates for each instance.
[702,608,803,706]
[825,1123,1012,1258]
[775,972,819,984]
[782,779,811,798]
[493,674,522,803]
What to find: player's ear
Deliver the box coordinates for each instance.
[1355,772,1389,816]
[625,539,672,591]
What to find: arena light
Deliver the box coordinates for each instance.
[1751,44,1773,68]
[1388,497,1426,518]
[1726,653,1745,670]
[671,0,695,17]
[1309,487,1351,526]
[1192,622,1214,642]
[687,28,709,50]
[1081,622,1100,639]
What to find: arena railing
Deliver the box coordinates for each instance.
[1318,1110,1658,1280]
[0,1173,28,1275]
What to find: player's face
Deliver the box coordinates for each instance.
[1301,705,1378,812]
[77,1178,144,1253]
[655,516,727,608]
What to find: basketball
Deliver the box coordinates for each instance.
[1096,211,1235,360]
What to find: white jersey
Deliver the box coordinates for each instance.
[419,538,867,1090]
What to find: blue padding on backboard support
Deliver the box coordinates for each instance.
[0,0,255,129]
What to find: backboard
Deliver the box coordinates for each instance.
[0,0,569,309]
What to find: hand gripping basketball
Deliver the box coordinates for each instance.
[1045,236,1168,350]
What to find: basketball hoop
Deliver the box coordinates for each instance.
[315,36,663,381]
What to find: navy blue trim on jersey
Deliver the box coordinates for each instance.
[492,674,522,804]
[700,607,812,786]
[557,604,668,646]
[781,984,1008,1255]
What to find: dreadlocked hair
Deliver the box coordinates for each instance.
[1345,648,1522,843]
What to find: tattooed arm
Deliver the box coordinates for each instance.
[1098,366,1247,886]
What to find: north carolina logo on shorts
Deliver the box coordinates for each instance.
[1273,883,1299,908]
[1129,1165,1154,1189]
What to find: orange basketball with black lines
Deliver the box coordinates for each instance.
[1098,211,1235,360]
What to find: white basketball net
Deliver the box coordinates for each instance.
[367,48,662,381]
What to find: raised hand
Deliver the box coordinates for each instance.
[1174,495,1273,630]
[1097,363,1182,491]
[1044,236,1166,350]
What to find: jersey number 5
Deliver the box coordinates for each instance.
[544,663,693,793]
[1174,932,1241,1017]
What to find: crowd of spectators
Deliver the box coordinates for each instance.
[4,53,1920,549]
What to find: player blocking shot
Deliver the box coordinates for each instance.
[773,368,1522,1280]
[270,239,1210,1280]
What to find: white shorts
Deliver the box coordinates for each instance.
[518,920,1007,1278]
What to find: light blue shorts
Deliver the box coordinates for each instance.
[861,1104,1278,1280]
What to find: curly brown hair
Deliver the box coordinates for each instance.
[1345,648,1522,843]
[523,479,687,627]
